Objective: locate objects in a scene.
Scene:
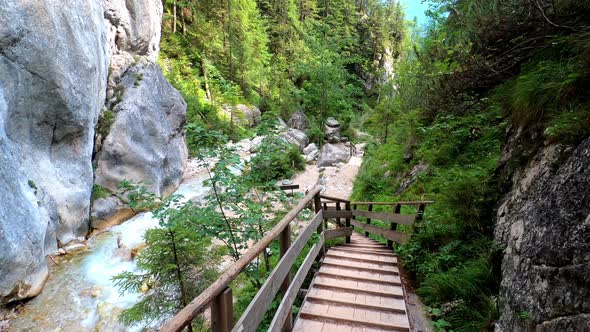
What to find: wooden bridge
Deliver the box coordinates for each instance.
[160,187,431,332]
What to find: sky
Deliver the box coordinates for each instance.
[399,0,431,27]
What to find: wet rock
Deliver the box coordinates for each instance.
[281,128,309,151]
[63,242,87,254]
[287,111,311,131]
[317,144,351,167]
[0,0,107,303]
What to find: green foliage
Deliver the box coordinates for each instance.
[96,110,115,137]
[27,179,37,190]
[91,184,109,201]
[113,188,223,329]
[118,180,160,211]
[246,135,305,185]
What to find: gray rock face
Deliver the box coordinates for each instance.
[0,0,108,303]
[317,144,351,167]
[281,128,309,151]
[494,137,590,331]
[326,117,339,128]
[288,111,310,131]
[94,62,188,197]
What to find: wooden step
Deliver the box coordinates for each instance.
[317,271,402,287]
[298,301,410,331]
[326,250,398,264]
[318,265,402,284]
[305,296,406,314]
[314,275,404,297]
[312,280,404,298]
[330,247,395,258]
[321,261,400,275]
[323,256,399,271]
[306,286,407,312]
[338,244,392,252]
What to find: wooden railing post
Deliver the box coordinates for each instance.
[365,204,373,237]
[336,202,342,227]
[417,204,425,222]
[279,225,293,331]
[345,202,351,243]
[314,193,325,257]
[211,287,233,332]
[388,204,402,248]
[323,202,328,228]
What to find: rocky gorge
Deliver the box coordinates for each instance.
[0,0,187,304]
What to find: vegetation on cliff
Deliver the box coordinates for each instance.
[353,1,590,330]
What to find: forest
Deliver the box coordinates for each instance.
[1,0,588,331]
[150,0,589,330]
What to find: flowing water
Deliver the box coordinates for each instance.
[9,139,254,332]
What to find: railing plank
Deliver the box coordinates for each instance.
[351,201,434,206]
[160,186,322,332]
[324,227,353,240]
[268,238,325,332]
[232,211,324,332]
[323,210,352,219]
[350,220,410,244]
[320,194,351,203]
[352,210,415,225]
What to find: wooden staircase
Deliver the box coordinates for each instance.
[294,232,410,332]
[159,187,431,332]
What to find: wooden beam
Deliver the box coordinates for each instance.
[319,194,350,203]
[233,212,324,332]
[351,201,434,206]
[160,186,322,332]
[365,204,373,237]
[323,210,352,219]
[387,204,401,248]
[279,225,292,332]
[345,202,351,243]
[211,287,233,332]
[323,227,353,240]
[350,220,410,244]
[352,210,415,225]
[268,238,325,332]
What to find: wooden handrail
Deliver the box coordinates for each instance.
[351,201,434,206]
[320,194,351,203]
[160,186,322,332]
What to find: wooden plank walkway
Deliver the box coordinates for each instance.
[294,232,410,332]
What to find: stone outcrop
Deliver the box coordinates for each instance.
[92,0,187,229]
[221,104,262,128]
[317,143,351,167]
[0,0,108,303]
[287,110,310,131]
[281,128,309,151]
[94,62,187,197]
[324,117,341,143]
[494,134,590,331]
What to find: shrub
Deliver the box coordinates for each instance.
[246,136,305,185]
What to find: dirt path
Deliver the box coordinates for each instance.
[291,144,364,199]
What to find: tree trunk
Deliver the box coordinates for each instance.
[201,56,212,101]
[173,0,177,33]
[181,5,186,36]
[169,230,193,332]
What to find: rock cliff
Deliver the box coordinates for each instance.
[0,0,186,303]
[494,131,590,331]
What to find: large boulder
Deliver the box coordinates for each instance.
[0,0,108,303]
[281,128,309,151]
[287,110,310,131]
[94,62,188,198]
[494,136,590,330]
[221,104,261,128]
[317,144,351,167]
